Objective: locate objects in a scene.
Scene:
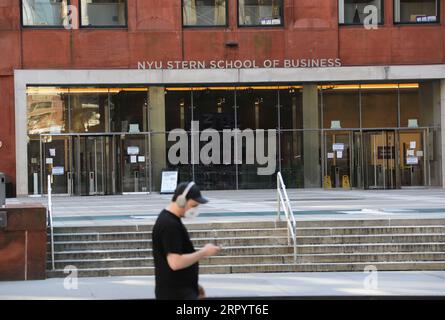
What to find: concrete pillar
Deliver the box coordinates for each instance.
[440,80,445,188]
[149,87,167,191]
[302,84,321,187]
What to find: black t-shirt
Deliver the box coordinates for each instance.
[152,209,199,299]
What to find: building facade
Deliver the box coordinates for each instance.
[1,0,445,196]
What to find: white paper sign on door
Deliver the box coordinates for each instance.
[333,143,344,151]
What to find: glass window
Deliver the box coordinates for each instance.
[27,87,69,134]
[70,88,108,133]
[165,88,193,131]
[110,89,148,133]
[238,0,283,26]
[279,87,303,130]
[22,0,68,27]
[339,0,384,25]
[236,87,278,130]
[361,85,398,128]
[80,0,126,27]
[322,85,360,129]
[394,0,439,23]
[192,88,236,190]
[183,0,227,26]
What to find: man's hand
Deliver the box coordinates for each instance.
[198,284,206,299]
[201,243,221,257]
[167,244,221,271]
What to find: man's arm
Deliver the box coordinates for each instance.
[167,244,220,271]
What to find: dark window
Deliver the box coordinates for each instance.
[182,0,227,27]
[22,0,68,27]
[394,0,439,23]
[339,0,384,25]
[238,0,283,27]
[80,0,127,27]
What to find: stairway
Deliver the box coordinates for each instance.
[46,218,445,277]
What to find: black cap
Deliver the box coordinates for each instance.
[173,182,209,204]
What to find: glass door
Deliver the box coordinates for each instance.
[362,131,398,189]
[399,130,426,187]
[120,133,150,193]
[73,135,110,195]
[41,135,72,195]
[324,131,353,188]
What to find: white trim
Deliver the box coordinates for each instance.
[14,65,445,195]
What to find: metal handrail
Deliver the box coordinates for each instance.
[47,175,55,270]
[276,172,297,262]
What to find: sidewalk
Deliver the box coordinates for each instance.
[1,271,445,299]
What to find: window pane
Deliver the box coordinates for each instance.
[361,86,398,128]
[193,88,236,190]
[183,0,227,26]
[110,89,148,132]
[400,82,435,128]
[27,87,69,134]
[279,87,303,130]
[322,86,360,129]
[70,89,108,133]
[81,0,126,26]
[165,88,193,131]
[236,88,278,130]
[22,0,67,26]
[395,0,438,23]
[339,0,383,24]
[239,0,283,26]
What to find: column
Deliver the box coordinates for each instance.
[440,80,445,188]
[149,87,167,191]
[302,84,321,188]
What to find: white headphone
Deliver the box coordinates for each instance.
[176,181,195,208]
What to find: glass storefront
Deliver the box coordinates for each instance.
[26,82,440,195]
[27,87,150,195]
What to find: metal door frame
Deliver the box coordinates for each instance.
[322,130,354,188]
[39,132,152,196]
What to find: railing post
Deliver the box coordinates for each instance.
[47,175,55,271]
[276,173,281,222]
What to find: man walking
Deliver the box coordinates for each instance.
[152,181,220,299]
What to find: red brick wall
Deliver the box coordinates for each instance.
[0,205,47,281]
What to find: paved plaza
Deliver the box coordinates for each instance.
[7,188,445,226]
[1,271,445,300]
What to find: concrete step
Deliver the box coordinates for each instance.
[47,245,294,260]
[46,255,294,269]
[48,248,152,260]
[51,221,287,234]
[229,261,445,273]
[296,242,445,254]
[296,226,445,236]
[47,251,445,270]
[48,257,153,269]
[49,226,445,242]
[296,252,445,263]
[295,234,445,245]
[48,236,291,251]
[296,218,445,228]
[46,261,445,278]
[47,241,445,258]
[50,228,289,242]
[49,219,445,235]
